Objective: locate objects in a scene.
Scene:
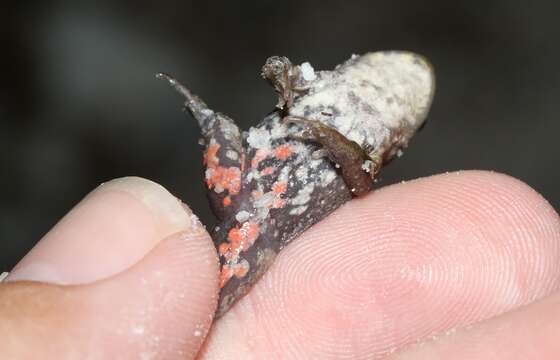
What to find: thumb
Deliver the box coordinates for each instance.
[0,177,219,359]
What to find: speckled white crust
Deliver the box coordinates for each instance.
[291,51,435,161]
[242,51,435,224]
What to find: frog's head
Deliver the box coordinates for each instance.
[261,56,293,84]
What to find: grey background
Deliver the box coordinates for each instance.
[1,1,558,270]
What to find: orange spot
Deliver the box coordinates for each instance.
[203,140,243,201]
[243,223,260,243]
[261,166,274,176]
[272,181,287,194]
[227,222,260,254]
[223,167,241,194]
[227,227,243,243]
[218,242,230,256]
[204,142,220,167]
[234,263,249,278]
[206,166,241,195]
[251,149,269,169]
[219,266,234,288]
[274,144,293,161]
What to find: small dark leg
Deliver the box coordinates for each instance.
[284,116,374,196]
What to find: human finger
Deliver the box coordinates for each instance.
[201,171,560,359]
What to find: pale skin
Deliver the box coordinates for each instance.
[1,171,560,359]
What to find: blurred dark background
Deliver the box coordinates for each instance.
[1,1,559,270]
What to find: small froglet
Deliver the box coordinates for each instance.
[158,51,435,317]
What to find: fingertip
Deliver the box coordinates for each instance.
[78,228,220,358]
[0,227,220,359]
[390,291,560,360]
[7,176,197,285]
[1,176,221,358]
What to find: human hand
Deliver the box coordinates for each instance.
[1,171,559,359]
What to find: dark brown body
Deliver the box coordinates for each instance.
[159,51,435,317]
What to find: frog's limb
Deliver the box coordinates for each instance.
[157,73,245,220]
[261,56,308,110]
[311,148,330,160]
[366,153,383,177]
[284,115,374,196]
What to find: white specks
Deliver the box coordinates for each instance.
[235,210,251,222]
[295,166,309,183]
[193,323,205,338]
[196,52,433,315]
[140,352,155,360]
[333,114,352,135]
[245,170,256,182]
[247,127,271,150]
[300,62,316,81]
[289,205,308,215]
[225,150,239,161]
[290,51,435,163]
[132,325,145,335]
[189,213,203,229]
[200,108,214,117]
[205,169,223,193]
[0,272,8,282]
[252,191,274,221]
[291,141,309,156]
[278,165,291,182]
[220,117,241,141]
[309,158,323,169]
[291,183,315,206]
[347,129,364,145]
[270,121,289,139]
[319,169,337,186]
[254,191,277,209]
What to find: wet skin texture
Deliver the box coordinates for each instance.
[159,51,435,317]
